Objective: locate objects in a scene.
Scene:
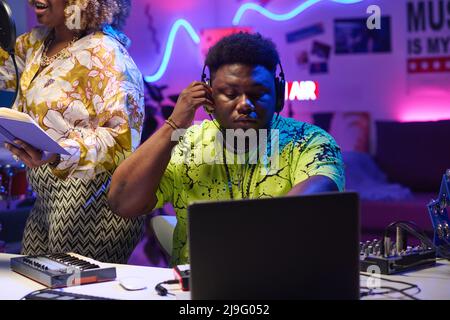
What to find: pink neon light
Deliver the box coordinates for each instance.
[398,104,450,122]
[399,111,450,122]
[156,0,197,11]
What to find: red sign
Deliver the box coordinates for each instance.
[408,56,450,74]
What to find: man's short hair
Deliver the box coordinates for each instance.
[205,32,280,79]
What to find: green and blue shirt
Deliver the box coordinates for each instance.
[155,116,345,265]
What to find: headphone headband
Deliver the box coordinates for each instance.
[202,63,285,81]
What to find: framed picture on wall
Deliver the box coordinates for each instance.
[334,17,392,54]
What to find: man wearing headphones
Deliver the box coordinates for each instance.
[108,33,345,265]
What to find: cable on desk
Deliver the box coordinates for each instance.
[20,289,47,300]
[383,220,450,259]
[360,286,420,300]
[155,279,179,296]
[360,272,420,289]
[360,272,421,300]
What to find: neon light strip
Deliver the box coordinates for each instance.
[145,0,365,82]
[144,19,200,83]
[332,0,364,3]
[232,0,364,25]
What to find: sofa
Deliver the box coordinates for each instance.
[359,119,450,240]
[296,111,449,241]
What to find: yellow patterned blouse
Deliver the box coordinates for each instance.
[0,27,144,179]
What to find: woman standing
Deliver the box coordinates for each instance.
[0,0,144,263]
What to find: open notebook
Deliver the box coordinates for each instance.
[0,108,70,155]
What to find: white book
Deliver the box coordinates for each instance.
[0,107,70,155]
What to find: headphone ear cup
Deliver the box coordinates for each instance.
[201,72,212,87]
[279,78,286,112]
[275,77,285,113]
[205,78,214,114]
[201,72,213,114]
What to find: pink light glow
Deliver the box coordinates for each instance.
[398,103,450,122]
[200,27,253,60]
[153,0,197,11]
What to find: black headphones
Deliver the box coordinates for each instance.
[201,62,286,114]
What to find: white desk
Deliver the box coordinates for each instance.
[360,260,450,300]
[0,254,189,300]
[1,253,449,300]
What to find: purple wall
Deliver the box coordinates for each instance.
[124,0,450,123]
[21,0,450,125]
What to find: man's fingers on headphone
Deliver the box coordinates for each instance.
[190,81,209,88]
[190,84,211,92]
[191,91,211,100]
[194,97,214,108]
[188,84,212,96]
[188,88,214,103]
[191,88,213,99]
[197,82,213,93]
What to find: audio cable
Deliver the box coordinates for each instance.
[154,279,180,296]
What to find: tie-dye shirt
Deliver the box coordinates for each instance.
[0,27,144,179]
[155,117,345,265]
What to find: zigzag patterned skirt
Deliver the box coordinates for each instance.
[21,165,145,264]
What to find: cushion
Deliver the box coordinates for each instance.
[375,120,450,192]
[329,112,370,152]
[343,151,413,200]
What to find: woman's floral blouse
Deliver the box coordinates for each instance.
[0,27,144,179]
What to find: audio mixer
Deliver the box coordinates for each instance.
[359,238,436,274]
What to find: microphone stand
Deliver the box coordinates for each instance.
[0,0,18,108]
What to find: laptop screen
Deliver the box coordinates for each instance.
[188,192,360,300]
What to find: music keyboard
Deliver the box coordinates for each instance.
[10,253,117,288]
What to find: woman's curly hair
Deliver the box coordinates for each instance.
[66,0,131,31]
[29,0,131,31]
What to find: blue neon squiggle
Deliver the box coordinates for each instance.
[332,0,363,3]
[232,0,364,25]
[233,0,321,25]
[144,19,200,83]
[146,0,365,82]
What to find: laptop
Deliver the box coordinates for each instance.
[187,192,360,300]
